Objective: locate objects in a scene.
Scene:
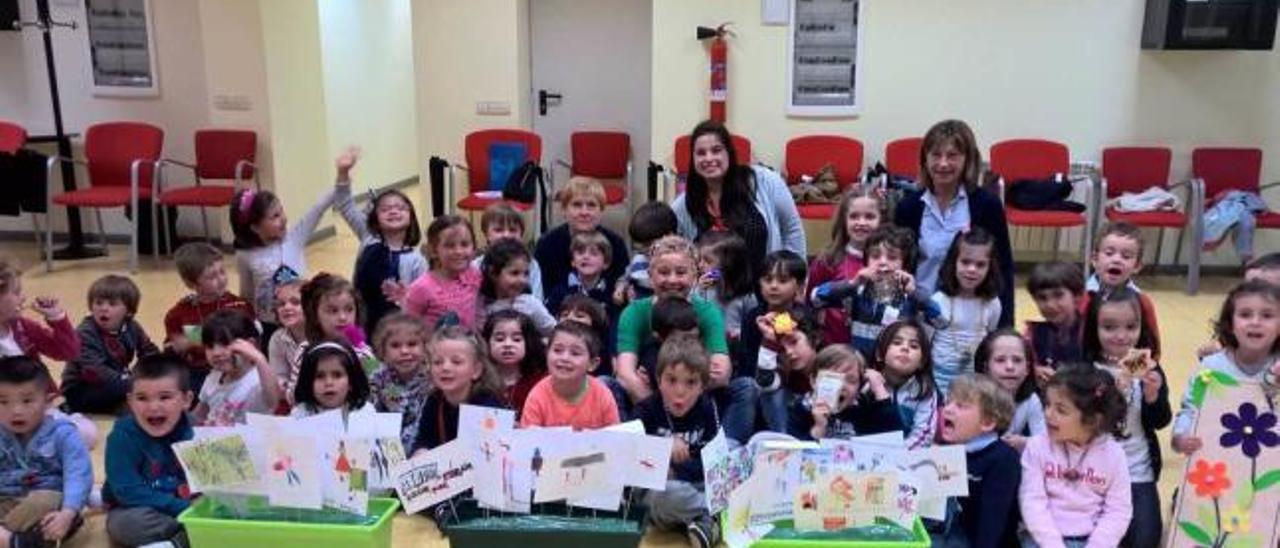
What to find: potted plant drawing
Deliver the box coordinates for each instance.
[1177,399,1280,548]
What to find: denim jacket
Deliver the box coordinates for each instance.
[0,415,93,511]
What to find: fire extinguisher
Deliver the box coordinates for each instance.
[697,24,732,123]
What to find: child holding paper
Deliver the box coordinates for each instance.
[788,345,899,441]
[935,374,1020,547]
[411,326,505,454]
[636,334,721,548]
[103,354,196,548]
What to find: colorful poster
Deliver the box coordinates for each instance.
[392,439,476,514]
[702,429,752,514]
[1167,381,1280,548]
[793,471,903,531]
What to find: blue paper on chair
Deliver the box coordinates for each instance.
[488,142,528,192]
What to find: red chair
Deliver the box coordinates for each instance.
[557,131,631,210]
[990,139,1095,272]
[1192,148,1280,285]
[884,137,923,181]
[1102,147,1202,293]
[46,122,163,272]
[448,129,543,230]
[783,135,864,220]
[663,134,752,201]
[156,129,257,247]
[0,120,25,153]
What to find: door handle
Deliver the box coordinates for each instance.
[538,89,562,116]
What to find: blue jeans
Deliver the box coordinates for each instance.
[1124,482,1161,548]
[712,377,759,444]
[759,388,790,434]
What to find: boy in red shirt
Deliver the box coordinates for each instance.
[163,243,254,397]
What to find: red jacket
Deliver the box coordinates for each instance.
[6,314,80,392]
[163,292,255,370]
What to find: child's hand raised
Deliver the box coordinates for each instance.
[896,270,917,294]
[335,146,361,182]
[1172,434,1202,455]
[810,402,831,439]
[862,369,890,400]
[756,312,779,344]
[671,437,691,464]
[29,296,65,321]
[229,338,267,365]
[1141,369,1163,403]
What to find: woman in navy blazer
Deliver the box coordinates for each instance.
[893,120,1015,327]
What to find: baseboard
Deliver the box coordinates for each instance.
[0,175,419,246]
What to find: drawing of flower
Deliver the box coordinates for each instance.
[1220,402,1280,458]
[1186,459,1232,499]
[1222,504,1250,534]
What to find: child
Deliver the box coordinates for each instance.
[1025,261,1085,387]
[693,231,756,340]
[0,356,91,547]
[231,165,344,328]
[974,329,1044,451]
[267,270,306,402]
[1020,364,1132,548]
[1244,251,1280,285]
[811,226,937,361]
[738,250,811,432]
[557,294,611,370]
[332,149,429,335]
[1173,280,1280,455]
[809,185,885,345]
[871,319,939,449]
[1082,287,1170,548]
[636,334,721,548]
[546,231,617,323]
[935,374,1020,547]
[483,309,546,416]
[1084,222,1162,360]
[164,242,255,394]
[369,313,431,450]
[481,238,556,335]
[302,273,377,374]
[403,215,483,330]
[475,202,544,300]
[411,326,505,453]
[614,201,678,307]
[290,341,375,418]
[0,258,78,364]
[534,176,629,294]
[103,354,196,548]
[930,228,1003,396]
[63,274,160,414]
[789,345,899,441]
[520,321,620,430]
[194,310,280,426]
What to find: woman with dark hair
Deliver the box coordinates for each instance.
[894,119,1015,327]
[671,120,805,276]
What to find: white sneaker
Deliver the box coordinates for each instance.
[138,542,177,548]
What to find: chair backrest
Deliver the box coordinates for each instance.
[784,135,863,189]
[0,120,26,154]
[195,129,257,180]
[1101,147,1171,198]
[673,134,752,176]
[1192,147,1262,201]
[989,139,1070,185]
[884,137,923,180]
[84,122,164,188]
[570,131,629,179]
[464,129,542,193]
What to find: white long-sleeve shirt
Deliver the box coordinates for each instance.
[237,188,337,323]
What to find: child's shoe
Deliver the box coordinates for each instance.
[687,514,720,548]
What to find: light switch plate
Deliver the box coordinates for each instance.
[213,94,253,111]
[476,101,511,116]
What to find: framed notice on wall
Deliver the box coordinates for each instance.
[84,0,159,97]
[787,0,862,117]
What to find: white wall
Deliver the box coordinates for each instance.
[651,0,1280,266]
[0,0,210,236]
[318,0,419,195]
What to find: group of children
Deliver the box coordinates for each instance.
[1,145,1279,548]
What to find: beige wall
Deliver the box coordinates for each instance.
[651,0,1280,265]
[318,0,420,195]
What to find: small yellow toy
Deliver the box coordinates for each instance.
[773,312,796,336]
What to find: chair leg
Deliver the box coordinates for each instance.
[200,207,212,244]
[1052,229,1061,261]
[151,200,160,260]
[29,214,41,248]
[1153,228,1164,268]
[94,209,109,254]
[1174,225,1185,267]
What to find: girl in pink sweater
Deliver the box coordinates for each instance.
[1019,364,1132,548]
[402,215,483,330]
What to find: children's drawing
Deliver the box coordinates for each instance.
[819,436,905,472]
[1168,381,1280,548]
[348,412,407,490]
[792,471,903,532]
[173,433,259,493]
[723,475,774,548]
[748,445,805,526]
[459,404,515,443]
[534,449,610,503]
[702,429,753,514]
[904,445,968,497]
[392,438,476,514]
[319,437,371,514]
[264,434,323,509]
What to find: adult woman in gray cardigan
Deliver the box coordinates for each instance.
[671,120,806,277]
[894,119,1015,327]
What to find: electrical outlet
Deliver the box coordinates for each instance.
[213,94,252,112]
[476,101,511,116]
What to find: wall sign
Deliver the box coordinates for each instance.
[787,0,862,117]
[84,0,159,97]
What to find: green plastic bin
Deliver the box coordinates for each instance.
[748,517,931,548]
[177,497,400,548]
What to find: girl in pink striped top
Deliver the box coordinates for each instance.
[403,215,483,330]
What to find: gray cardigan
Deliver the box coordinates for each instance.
[671,164,806,258]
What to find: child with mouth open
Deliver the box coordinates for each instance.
[289,341,374,419]
[1082,222,1162,361]
[933,374,1020,547]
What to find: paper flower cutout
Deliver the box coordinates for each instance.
[1187,459,1232,499]
[1220,402,1280,458]
[1222,504,1251,534]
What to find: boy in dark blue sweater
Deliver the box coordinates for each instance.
[636,334,720,548]
[103,354,196,548]
[934,373,1020,547]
